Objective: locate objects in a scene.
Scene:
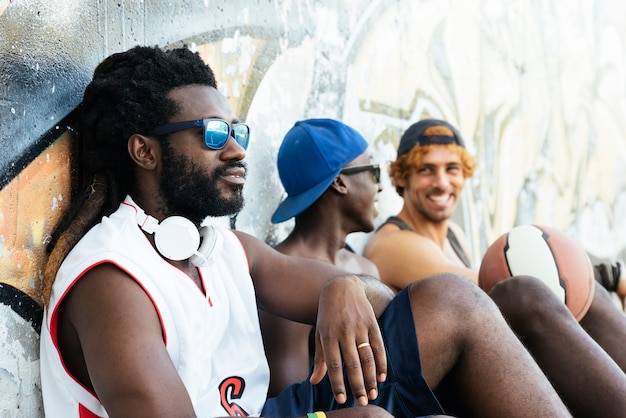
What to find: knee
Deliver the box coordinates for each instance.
[580,281,620,326]
[357,405,394,417]
[409,272,501,319]
[488,275,572,330]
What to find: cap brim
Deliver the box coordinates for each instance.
[271,170,339,223]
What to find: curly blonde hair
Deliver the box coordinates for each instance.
[389,143,476,197]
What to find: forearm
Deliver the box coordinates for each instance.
[356,274,394,318]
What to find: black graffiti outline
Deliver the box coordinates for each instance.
[0,282,43,334]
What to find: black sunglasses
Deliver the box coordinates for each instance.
[340,163,380,183]
[146,118,250,150]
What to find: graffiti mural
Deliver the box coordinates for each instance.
[2,0,626,416]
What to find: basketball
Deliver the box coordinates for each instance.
[478,224,595,321]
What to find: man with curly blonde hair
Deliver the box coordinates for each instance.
[364,118,626,417]
[365,119,478,291]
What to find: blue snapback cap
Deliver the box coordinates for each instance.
[272,118,368,224]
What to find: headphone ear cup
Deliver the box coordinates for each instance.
[154,216,201,261]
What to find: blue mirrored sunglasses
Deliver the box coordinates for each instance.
[147,118,250,150]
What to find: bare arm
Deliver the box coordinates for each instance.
[58,263,196,417]
[357,274,395,317]
[236,231,392,323]
[364,230,477,293]
[234,230,389,406]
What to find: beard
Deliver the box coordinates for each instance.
[159,141,246,224]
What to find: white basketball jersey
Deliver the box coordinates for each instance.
[40,203,270,417]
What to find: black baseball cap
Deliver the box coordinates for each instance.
[397,119,466,158]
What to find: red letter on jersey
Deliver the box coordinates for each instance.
[219,376,249,416]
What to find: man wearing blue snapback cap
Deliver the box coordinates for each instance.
[263,118,572,417]
[271,119,377,224]
[263,119,384,395]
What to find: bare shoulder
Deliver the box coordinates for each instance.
[60,262,164,345]
[232,229,287,269]
[231,228,265,252]
[364,222,397,252]
[364,223,477,290]
[337,248,380,278]
[365,222,434,256]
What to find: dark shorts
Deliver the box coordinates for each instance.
[262,285,444,417]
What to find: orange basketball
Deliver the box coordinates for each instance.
[478,225,595,321]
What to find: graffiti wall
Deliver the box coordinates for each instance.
[2,0,626,415]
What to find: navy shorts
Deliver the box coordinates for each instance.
[262,285,444,417]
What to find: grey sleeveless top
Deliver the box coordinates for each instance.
[380,216,472,268]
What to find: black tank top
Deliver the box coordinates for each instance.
[380,216,472,268]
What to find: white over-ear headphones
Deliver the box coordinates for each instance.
[124,196,219,267]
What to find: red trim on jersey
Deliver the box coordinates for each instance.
[197,268,214,307]
[120,201,136,212]
[198,268,208,296]
[79,403,101,418]
[49,259,168,397]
